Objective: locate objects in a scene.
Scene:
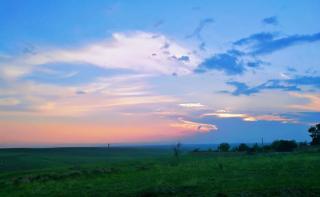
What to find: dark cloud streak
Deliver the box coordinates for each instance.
[224,76,320,96]
[234,32,320,55]
[262,16,278,25]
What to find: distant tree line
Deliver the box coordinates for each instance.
[192,140,305,153]
[192,123,320,153]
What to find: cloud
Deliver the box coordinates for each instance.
[289,76,320,88]
[170,118,217,132]
[287,67,297,72]
[0,32,201,80]
[234,32,320,55]
[289,93,320,111]
[186,18,214,40]
[262,16,278,25]
[223,81,259,96]
[202,111,296,123]
[0,75,178,117]
[224,75,320,96]
[153,20,165,28]
[179,103,205,108]
[186,18,214,51]
[0,98,20,106]
[195,50,263,75]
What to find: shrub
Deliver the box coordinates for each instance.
[298,141,308,148]
[218,143,230,152]
[262,144,273,152]
[271,140,297,152]
[192,148,200,152]
[252,143,261,152]
[238,143,249,152]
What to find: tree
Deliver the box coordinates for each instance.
[238,143,249,152]
[308,123,320,145]
[218,143,230,152]
[271,140,297,152]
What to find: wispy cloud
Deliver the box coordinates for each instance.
[289,93,320,111]
[0,75,177,117]
[262,16,278,26]
[202,111,296,123]
[186,18,214,51]
[234,32,320,55]
[0,98,20,106]
[170,118,217,132]
[179,103,205,108]
[223,75,320,96]
[0,32,200,80]
[186,18,214,40]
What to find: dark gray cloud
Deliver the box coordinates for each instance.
[262,16,278,25]
[234,32,320,55]
[223,76,320,96]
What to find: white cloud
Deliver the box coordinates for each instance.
[179,103,205,108]
[0,32,201,80]
[170,117,218,132]
[202,111,296,123]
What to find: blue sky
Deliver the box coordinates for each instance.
[0,0,319,147]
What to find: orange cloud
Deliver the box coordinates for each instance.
[289,93,320,111]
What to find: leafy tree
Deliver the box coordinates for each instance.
[218,143,230,152]
[308,123,320,145]
[271,140,297,152]
[238,143,249,152]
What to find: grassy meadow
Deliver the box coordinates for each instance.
[0,146,320,196]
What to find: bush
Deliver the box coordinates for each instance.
[271,140,297,152]
[262,144,273,152]
[252,143,261,152]
[298,141,308,148]
[238,143,249,152]
[218,143,230,152]
[192,148,200,152]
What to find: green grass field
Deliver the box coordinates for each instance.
[1,147,320,196]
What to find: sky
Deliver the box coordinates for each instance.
[0,0,320,147]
